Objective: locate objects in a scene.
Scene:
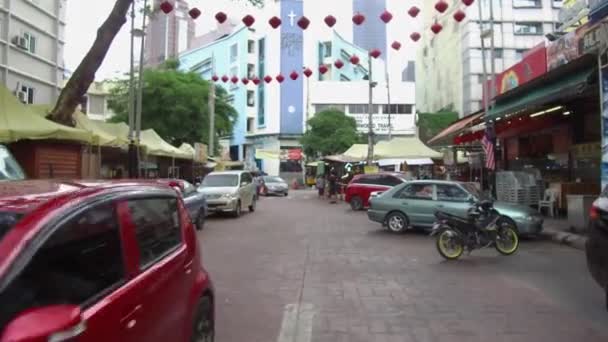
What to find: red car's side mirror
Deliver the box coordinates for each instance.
[1,305,85,342]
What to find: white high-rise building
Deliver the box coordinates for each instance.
[416,0,561,117]
[0,0,67,105]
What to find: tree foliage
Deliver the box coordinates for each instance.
[417,111,459,144]
[300,109,359,157]
[108,68,237,149]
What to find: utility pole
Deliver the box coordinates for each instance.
[385,61,392,140]
[127,2,137,178]
[488,0,497,100]
[135,0,148,178]
[208,53,216,157]
[478,0,490,189]
[367,55,375,165]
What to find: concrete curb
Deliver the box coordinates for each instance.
[540,230,587,251]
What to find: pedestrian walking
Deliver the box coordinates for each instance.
[328,168,338,204]
[316,175,325,198]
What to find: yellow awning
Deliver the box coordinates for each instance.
[375,137,442,159]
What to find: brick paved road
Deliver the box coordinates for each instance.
[198,190,608,342]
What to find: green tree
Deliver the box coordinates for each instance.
[417,111,459,144]
[108,67,237,149]
[300,109,359,157]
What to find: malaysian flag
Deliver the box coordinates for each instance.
[481,125,496,170]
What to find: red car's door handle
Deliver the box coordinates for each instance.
[121,304,142,330]
[184,260,194,275]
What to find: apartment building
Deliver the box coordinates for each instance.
[0,0,66,105]
[144,0,195,67]
[416,0,561,117]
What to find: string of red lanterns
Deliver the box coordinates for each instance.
[157,0,475,39]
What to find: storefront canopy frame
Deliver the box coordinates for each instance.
[427,111,484,145]
[488,67,595,121]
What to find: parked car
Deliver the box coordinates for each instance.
[198,171,257,217]
[345,173,410,211]
[587,192,608,310]
[0,180,214,342]
[262,176,289,196]
[156,179,207,230]
[0,145,25,181]
[368,180,543,236]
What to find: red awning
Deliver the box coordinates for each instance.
[428,111,484,145]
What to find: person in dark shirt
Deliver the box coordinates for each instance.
[328,169,338,204]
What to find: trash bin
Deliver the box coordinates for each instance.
[567,195,596,232]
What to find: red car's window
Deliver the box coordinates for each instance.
[126,198,182,269]
[0,203,124,329]
[0,212,23,243]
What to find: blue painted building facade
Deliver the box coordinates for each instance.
[179,26,255,161]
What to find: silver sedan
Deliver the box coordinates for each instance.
[262,176,289,197]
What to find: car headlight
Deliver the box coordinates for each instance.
[524,215,541,222]
[221,193,237,200]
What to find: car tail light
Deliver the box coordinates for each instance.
[590,205,600,221]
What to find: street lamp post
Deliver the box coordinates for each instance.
[208,53,216,157]
[127,2,137,178]
[367,55,377,165]
[134,0,148,178]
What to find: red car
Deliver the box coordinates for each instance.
[345,173,409,210]
[0,180,214,342]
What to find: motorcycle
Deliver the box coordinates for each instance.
[430,200,519,260]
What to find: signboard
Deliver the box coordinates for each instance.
[557,0,589,32]
[364,165,379,174]
[348,114,415,135]
[601,65,608,188]
[485,44,547,99]
[280,148,303,161]
[582,19,608,54]
[193,143,207,163]
[547,24,593,71]
[280,0,304,135]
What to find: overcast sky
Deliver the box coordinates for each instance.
[65,0,422,80]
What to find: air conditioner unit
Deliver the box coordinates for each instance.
[17,91,27,103]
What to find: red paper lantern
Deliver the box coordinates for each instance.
[410,32,421,42]
[188,7,201,19]
[211,75,219,82]
[453,10,466,22]
[269,16,282,29]
[352,13,365,25]
[290,71,299,80]
[431,22,443,34]
[264,75,273,84]
[276,74,285,83]
[435,1,449,13]
[231,76,239,84]
[319,65,329,74]
[221,75,229,83]
[334,59,344,69]
[242,77,249,85]
[159,1,173,14]
[252,77,261,85]
[380,10,393,24]
[391,41,401,51]
[349,55,360,65]
[297,16,310,30]
[303,68,313,78]
[324,15,337,27]
[463,0,474,6]
[242,14,255,27]
[215,11,227,24]
[369,49,381,59]
[408,6,420,18]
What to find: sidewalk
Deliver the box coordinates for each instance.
[541,218,587,251]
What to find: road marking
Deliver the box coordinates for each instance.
[277,303,315,342]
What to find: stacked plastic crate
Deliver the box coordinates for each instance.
[496,170,542,206]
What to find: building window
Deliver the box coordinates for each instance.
[340,74,351,82]
[230,66,238,90]
[247,64,256,79]
[247,90,255,107]
[493,48,503,59]
[19,85,35,104]
[478,74,486,83]
[340,49,351,61]
[80,95,88,113]
[247,118,254,133]
[226,94,235,104]
[192,58,213,79]
[258,38,265,60]
[258,87,265,127]
[552,0,563,8]
[23,32,36,53]
[315,104,345,113]
[515,49,525,60]
[323,42,332,58]
[230,43,238,63]
[513,0,542,7]
[247,40,255,54]
[402,61,416,82]
[349,104,379,114]
[514,22,543,35]
[382,104,413,115]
